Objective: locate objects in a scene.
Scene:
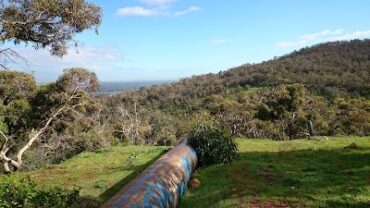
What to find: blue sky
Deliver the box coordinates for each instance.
[8,0,370,82]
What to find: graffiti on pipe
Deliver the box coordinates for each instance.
[102,141,198,208]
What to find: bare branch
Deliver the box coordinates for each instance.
[14,84,84,164]
[0,48,29,69]
[16,106,66,164]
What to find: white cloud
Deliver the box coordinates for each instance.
[211,39,229,45]
[8,45,125,82]
[116,7,157,17]
[140,0,178,6]
[174,6,200,17]
[276,29,370,48]
[328,30,370,41]
[116,0,199,17]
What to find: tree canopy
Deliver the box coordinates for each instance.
[0,0,102,68]
[0,68,99,173]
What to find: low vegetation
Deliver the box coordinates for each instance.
[0,176,79,208]
[0,145,168,207]
[189,122,237,167]
[179,137,370,208]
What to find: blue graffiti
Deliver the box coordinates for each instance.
[127,145,197,208]
[130,182,175,208]
[177,182,186,199]
[181,157,191,180]
[176,154,195,199]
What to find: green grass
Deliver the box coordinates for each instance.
[1,137,369,207]
[1,145,168,206]
[179,136,370,208]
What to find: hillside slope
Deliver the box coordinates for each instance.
[224,39,370,96]
[105,40,370,144]
[126,39,370,106]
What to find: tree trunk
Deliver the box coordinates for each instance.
[307,120,314,138]
[0,106,65,173]
[134,98,139,145]
[2,161,10,173]
[0,152,21,173]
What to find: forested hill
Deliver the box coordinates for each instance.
[122,39,370,105]
[223,39,370,96]
[108,39,369,145]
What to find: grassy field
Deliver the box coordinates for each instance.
[179,137,370,208]
[1,137,369,207]
[1,145,168,206]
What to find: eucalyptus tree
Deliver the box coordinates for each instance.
[256,84,309,140]
[0,0,102,67]
[0,68,98,173]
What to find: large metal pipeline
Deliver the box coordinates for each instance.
[102,141,198,208]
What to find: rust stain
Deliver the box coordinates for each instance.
[102,141,197,208]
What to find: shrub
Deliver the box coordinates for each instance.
[0,176,79,208]
[188,122,238,167]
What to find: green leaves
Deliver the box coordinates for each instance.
[256,84,309,139]
[0,68,101,172]
[188,122,238,167]
[56,68,99,93]
[0,71,36,105]
[1,0,102,57]
[0,102,7,133]
[0,176,80,208]
[4,99,31,130]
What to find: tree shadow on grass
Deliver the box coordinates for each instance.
[78,149,168,208]
[179,147,370,208]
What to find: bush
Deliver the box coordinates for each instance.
[0,176,79,208]
[188,122,238,167]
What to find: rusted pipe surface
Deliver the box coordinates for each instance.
[102,141,197,208]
